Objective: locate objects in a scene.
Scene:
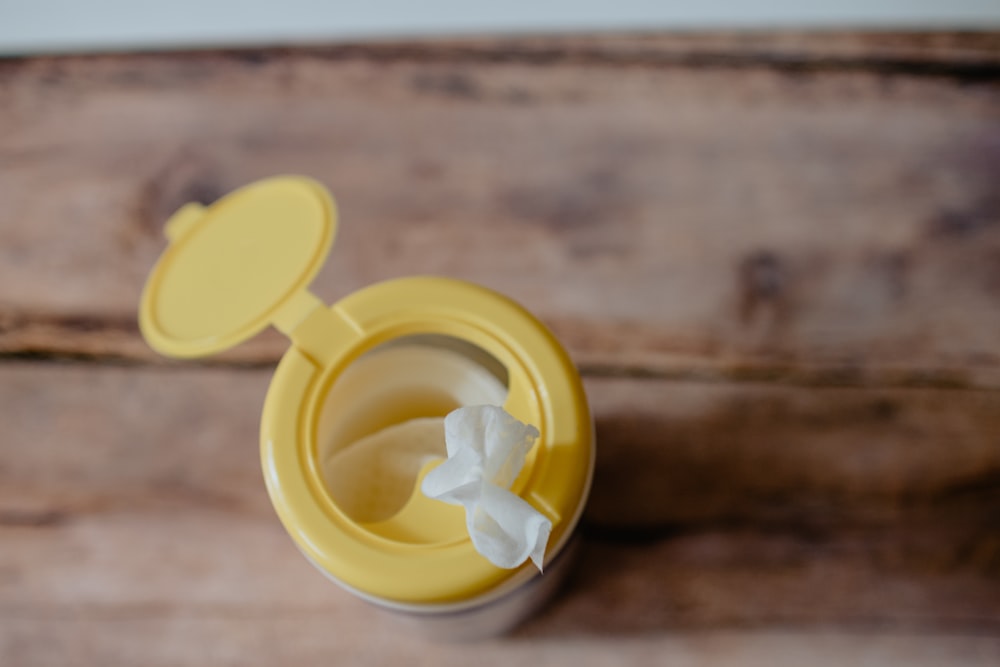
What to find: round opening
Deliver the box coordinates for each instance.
[316,335,510,528]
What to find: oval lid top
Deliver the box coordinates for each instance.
[139,176,336,358]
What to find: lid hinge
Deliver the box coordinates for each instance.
[272,290,325,336]
[273,291,363,366]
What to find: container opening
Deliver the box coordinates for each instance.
[316,335,509,527]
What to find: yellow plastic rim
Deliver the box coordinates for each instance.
[260,277,594,605]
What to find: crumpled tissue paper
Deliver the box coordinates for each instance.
[421,405,551,571]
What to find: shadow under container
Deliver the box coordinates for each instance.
[138,176,595,638]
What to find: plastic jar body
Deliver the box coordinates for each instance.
[261,298,595,637]
[138,178,594,639]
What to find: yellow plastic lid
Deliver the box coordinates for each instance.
[139,176,335,358]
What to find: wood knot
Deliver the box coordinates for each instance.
[739,250,788,324]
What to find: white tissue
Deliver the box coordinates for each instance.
[421,405,551,571]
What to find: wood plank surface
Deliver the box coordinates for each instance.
[1,363,998,665]
[3,363,998,532]
[2,32,999,665]
[1,33,999,387]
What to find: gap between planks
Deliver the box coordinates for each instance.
[2,350,999,393]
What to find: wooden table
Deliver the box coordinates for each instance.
[2,32,999,665]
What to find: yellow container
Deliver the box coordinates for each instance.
[139,176,594,636]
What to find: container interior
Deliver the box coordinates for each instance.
[316,335,509,528]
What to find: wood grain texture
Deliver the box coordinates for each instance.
[2,32,1000,664]
[1,34,999,386]
[1,365,996,639]
[2,363,998,531]
[585,378,1000,528]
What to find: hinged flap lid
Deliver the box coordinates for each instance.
[139,176,336,357]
